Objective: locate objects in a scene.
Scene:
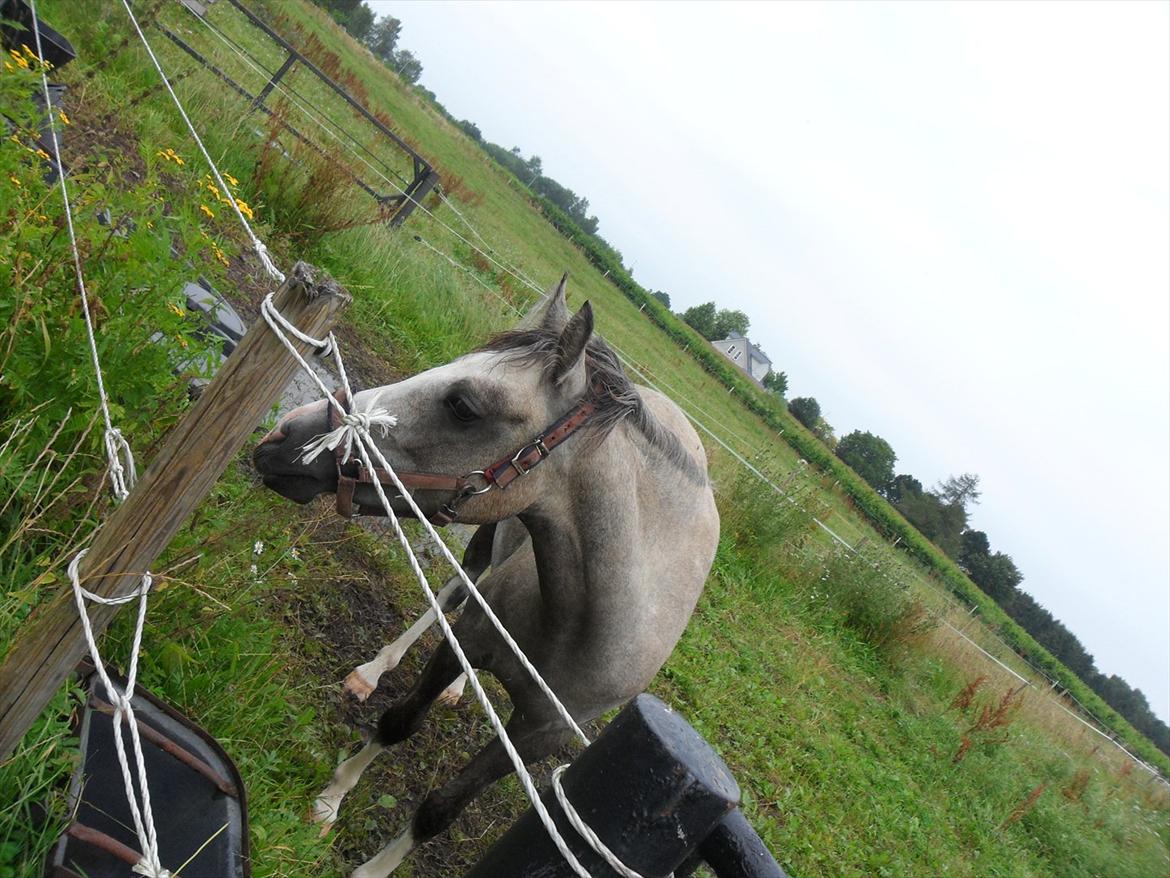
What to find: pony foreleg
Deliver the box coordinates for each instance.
[311,740,384,835]
[352,716,574,877]
[317,644,463,836]
[343,576,466,701]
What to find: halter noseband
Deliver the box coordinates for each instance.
[329,388,597,526]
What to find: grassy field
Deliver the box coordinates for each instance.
[1,2,1167,877]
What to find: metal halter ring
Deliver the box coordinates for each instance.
[463,471,494,496]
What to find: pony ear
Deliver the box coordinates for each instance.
[517,272,570,330]
[552,300,593,389]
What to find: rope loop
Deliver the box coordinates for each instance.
[260,293,333,353]
[68,552,154,606]
[550,765,661,878]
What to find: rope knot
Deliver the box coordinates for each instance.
[132,859,171,878]
[300,405,397,465]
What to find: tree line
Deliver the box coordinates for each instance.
[786,398,1170,755]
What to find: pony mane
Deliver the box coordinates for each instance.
[478,329,708,485]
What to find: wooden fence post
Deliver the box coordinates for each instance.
[0,261,350,759]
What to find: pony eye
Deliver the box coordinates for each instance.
[446,394,479,423]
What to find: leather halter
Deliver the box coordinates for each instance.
[329,388,597,525]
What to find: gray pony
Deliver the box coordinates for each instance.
[253,278,719,877]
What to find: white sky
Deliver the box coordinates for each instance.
[373,0,1170,723]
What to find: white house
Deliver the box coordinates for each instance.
[711,332,772,383]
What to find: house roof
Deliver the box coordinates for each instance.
[712,335,772,368]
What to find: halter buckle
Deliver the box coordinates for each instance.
[509,438,549,479]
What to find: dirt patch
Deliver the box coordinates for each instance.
[264,508,583,876]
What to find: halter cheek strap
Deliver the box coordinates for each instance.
[330,388,597,525]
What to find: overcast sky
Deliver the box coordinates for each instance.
[372,0,1169,722]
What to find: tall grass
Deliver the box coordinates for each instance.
[2,3,1167,876]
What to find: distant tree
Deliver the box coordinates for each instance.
[680,302,718,339]
[935,473,981,509]
[524,154,543,183]
[836,430,897,495]
[391,49,423,84]
[788,396,821,430]
[341,2,375,41]
[365,14,401,62]
[966,551,1023,601]
[762,370,788,397]
[713,308,750,339]
[457,119,483,142]
[812,417,837,448]
[959,529,991,570]
[887,473,923,503]
[650,290,671,309]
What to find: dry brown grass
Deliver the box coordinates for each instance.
[954,684,1027,763]
[1062,767,1092,802]
[1000,783,1047,829]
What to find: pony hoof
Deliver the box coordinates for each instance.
[310,796,339,831]
[343,669,376,701]
[436,687,461,708]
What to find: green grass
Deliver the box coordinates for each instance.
[1,3,1167,877]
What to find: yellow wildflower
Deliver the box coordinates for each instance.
[199,204,215,218]
[4,61,14,72]
[224,173,239,187]
[9,176,20,187]
[176,334,188,348]
[233,198,254,220]
[35,148,50,160]
[11,52,29,70]
[168,302,185,317]
[58,110,70,125]
[21,45,36,58]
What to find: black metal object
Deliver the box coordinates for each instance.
[46,669,250,878]
[0,0,75,68]
[1,0,75,183]
[159,0,435,226]
[464,694,787,878]
[676,810,790,878]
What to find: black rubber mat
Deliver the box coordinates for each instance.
[46,670,250,878]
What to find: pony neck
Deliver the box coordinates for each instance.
[518,441,636,628]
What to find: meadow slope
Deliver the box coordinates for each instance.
[0,2,1166,877]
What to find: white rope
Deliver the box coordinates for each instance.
[29,6,169,871]
[551,765,670,878]
[68,554,169,877]
[119,0,284,284]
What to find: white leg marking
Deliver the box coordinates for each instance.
[351,828,415,878]
[436,672,467,708]
[311,742,384,834]
[343,578,462,700]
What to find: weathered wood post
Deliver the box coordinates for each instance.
[463,693,786,878]
[0,261,349,760]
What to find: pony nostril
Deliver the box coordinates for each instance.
[258,425,286,445]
